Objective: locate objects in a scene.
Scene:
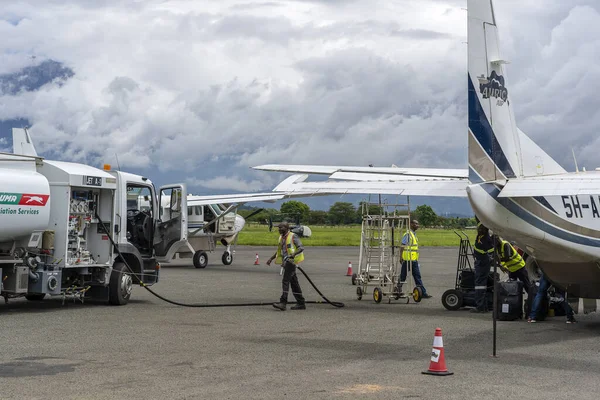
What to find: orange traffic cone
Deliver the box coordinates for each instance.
[254,254,260,265]
[346,261,353,276]
[422,328,453,376]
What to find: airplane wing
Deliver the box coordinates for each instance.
[186,192,289,206]
[498,174,600,197]
[254,164,468,179]
[271,174,468,197]
[253,164,469,197]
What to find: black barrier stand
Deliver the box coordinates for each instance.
[492,234,498,358]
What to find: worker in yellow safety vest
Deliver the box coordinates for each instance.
[397,219,431,298]
[471,221,495,313]
[267,222,306,311]
[494,235,531,294]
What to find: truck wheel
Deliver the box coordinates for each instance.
[193,251,208,268]
[441,289,463,311]
[109,262,132,305]
[25,293,46,301]
[222,251,233,265]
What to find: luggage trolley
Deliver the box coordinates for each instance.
[441,230,496,310]
[354,199,423,304]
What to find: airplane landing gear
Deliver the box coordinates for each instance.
[222,251,233,265]
[193,251,208,268]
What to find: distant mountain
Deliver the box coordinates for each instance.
[0,59,74,95]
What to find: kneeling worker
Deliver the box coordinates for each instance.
[495,235,531,294]
[267,222,306,311]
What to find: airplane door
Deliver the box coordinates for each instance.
[154,184,189,261]
[214,204,236,235]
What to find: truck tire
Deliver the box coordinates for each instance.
[109,262,132,305]
[193,251,208,268]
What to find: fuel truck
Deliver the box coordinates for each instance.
[0,129,190,305]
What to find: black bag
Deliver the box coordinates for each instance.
[459,270,475,289]
[525,281,548,321]
[496,280,523,321]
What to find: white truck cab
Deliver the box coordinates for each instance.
[0,159,189,306]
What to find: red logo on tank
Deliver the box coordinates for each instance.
[19,194,50,206]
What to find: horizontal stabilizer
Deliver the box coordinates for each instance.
[498,174,600,197]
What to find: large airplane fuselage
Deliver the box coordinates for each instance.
[467,182,600,298]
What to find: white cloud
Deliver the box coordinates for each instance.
[0,0,598,195]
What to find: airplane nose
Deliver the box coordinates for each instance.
[234,215,246,232]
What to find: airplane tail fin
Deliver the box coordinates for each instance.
[12,127,38,157]
[467,0,565,183]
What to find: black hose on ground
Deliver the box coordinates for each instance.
[97,213,344,309]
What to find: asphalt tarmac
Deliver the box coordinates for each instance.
[1,246,599,399]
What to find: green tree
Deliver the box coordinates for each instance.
[308,210,329,225]
[280,201,310,222]
[356,201,384,222]
[328,202,356,225]
[412,204,438,227]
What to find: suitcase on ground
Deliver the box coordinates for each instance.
[496,280,523,321]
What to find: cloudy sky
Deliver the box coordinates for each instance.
[1,0,599,211]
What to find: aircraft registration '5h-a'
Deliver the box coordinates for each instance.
[254,0,600,301]
[11,128,296,269]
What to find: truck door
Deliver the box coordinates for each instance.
[154,184,189,261]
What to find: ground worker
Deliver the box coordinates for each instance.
[471,222,494,313]
[494,235,531,294]
[267,222,306,311]
[397,219,431,299]
[528,272,577,324]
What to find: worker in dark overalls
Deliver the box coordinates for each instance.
[471,222,494,313]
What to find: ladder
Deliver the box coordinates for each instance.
[355,198,421,304]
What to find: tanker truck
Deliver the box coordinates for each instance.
[0,130,190,306]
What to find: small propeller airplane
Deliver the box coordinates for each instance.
[254,0,600,310]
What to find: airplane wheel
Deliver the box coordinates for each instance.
[356,287,363,300]
[413,287,423,303]
[441,289,463,311]
[373,287,383,303]
[351,273,357,285]
[222,251,233,265]
[193,251,208,269]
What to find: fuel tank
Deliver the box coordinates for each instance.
[0,168,50,241]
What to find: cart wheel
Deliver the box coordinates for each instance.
[413,287,423,303]
[373,287,383,303]
[351,273,357,286]
[405,296,410,304]
[356,287,363,300]
[441,289,463,311]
